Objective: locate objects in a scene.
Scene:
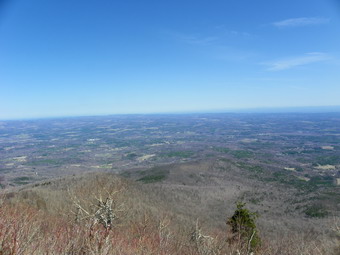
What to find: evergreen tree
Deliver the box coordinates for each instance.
[227,202,261,252]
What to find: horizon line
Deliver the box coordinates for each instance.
[2,105,340,121]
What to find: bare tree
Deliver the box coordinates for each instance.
[69,181,125,231]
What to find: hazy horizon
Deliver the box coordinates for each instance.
[1,105,340,121]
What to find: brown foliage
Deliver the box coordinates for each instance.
[0,173,338,255]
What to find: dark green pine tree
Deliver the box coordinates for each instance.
[227,202,261,252]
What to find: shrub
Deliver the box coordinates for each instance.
[304,204,328,218]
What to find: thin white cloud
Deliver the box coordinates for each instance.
[273,17,330,27]
[265,52,330,71]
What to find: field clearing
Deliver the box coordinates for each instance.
[12,156,27,162]
[284,167,296,171]
[315,164,336,170]
[137,154,155,162]
[321,146,334,150]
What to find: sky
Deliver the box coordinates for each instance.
[0,0,340,119]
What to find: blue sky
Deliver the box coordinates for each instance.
[0,0,340,119]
